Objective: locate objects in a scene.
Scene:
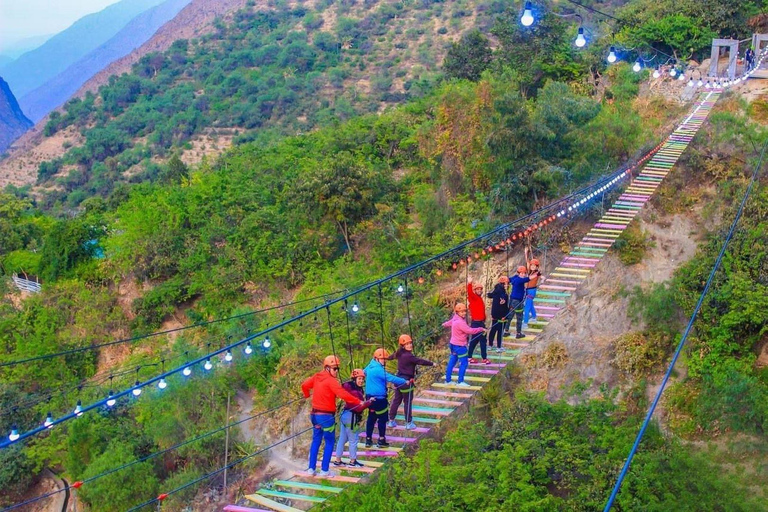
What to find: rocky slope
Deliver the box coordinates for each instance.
[0,77,33,154]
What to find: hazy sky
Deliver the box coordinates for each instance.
[0,0,120,52]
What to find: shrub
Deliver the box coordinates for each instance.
[613,330,670,377]
[613,220,653,265]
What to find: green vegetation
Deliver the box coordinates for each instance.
[614,220,654,265]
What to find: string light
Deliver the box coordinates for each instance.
[607,47,617,64]
[677,72,685,82]
[132,381,142,397]
[74,400,83,417]
[632,60,642,72]
[224,350,233,362]
[653,68,660,79]
[203,358,213,371]
[157,378,167,390]
[520,1,534,26]
[9,425,19,442]
[397,284,404,293]
[575,27,586,47]
[44,412,53,429]
[669,68,677,77]
[262,337,272,349]
[182,365,192,377]
[352,302,359,313]
[244,341,253,355]
[106,391,116,407]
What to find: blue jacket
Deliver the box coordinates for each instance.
[364,359,407,397]
[508,275,530,301]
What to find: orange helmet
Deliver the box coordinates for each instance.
[529,259,540,267]
[517,265,527,274]
[323,355,341,367]
[351,369,365,379]
[499,276,509,284]
[373,348,390,359]
[398,334,412,346]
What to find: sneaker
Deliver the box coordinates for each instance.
[305,468,316,476]
[469,358,479,364]
[365,438,373,448]
[376,439,390,448]
[332,460,344,467]
[405,421,418,430]
[445,379,453,385]
[482,359,491,365]
[530,316,538,323]
[516,333,526,339]
[386,420,398,428]
[456,382,472,388]
[348,460,365,467]
[317,470,336,478]
[496,347,504,353]
[522,323,529,330]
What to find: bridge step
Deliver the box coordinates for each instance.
[245,493,304,512]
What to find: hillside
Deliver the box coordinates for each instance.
[19,0,193,123]
[0,0,169,104]
[0,77,33,153]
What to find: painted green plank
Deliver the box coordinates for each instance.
[272,480,344,493]
[256,489,326,503]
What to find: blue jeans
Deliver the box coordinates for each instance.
[334,410,358,461]
[445,344,468,383]
[309,413,336,472]
[524,288,537,323]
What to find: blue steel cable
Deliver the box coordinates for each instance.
[604,136,768,511]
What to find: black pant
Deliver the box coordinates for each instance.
[489,317,506,348]
[388,380,414,422]
[468,320,487,358]
[509,298,524,335]
[366,395,388,439]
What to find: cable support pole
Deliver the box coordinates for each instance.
[325,306,340,383]
[2,138,667,448]
[377,283,385,347]
[604,136,768,511]
[344,304,354,373]
[404,276,413,343]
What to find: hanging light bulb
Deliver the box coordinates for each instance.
[652,68,660,79]
[106,391,116,407]
[203,358,213,371]
[44,412,53,429]
[74,400,83,417]
[262,337,272,349]
[575,27,586,48]
[520,1,534,26]
[632,60,642,72]
[607,46,617,64]
[697,79,703,87]
[157,378,167,390]
[225,350,233,362]
[182,365,192,376]
[397,284,404,293]
[244,341,253,355]
[687,78,694,87]
[9,425,19,442]
[352,302,359,313]
[669,68,677,77]
[678,72,685,82]
[704,80,711,89]
[132,381,142,397]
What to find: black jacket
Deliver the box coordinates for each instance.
[487,283,510,319]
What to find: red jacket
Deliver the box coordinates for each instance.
[301,370,362,413]
[466,283,487,321]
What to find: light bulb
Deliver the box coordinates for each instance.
[607,47,617,64]
[575,28,586,48]
[688,79,693,87]
[183,366,192,376]
[225,350,233,362]
[352,302,359,313]
[158,378,167,390]
[397,284,404,293]
[669,68,677,77]
[203,359,213,371]
[520,2,534,26]
[678,73,685,81]
[705,81,711,89]
[74,400,83,417]
[697,79,703,87]
[9,425,19,442]
[244,342,253,355]
[44,412,53,429]
[632,60,641,72]
[262,337,271,349]
[132,381,142,397]
[106,391,116,407]
[653,69,660,79]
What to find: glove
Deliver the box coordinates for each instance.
[408,379,415,386]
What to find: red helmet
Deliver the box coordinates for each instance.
[499,276,509,284]
[373,348,390,359]
[517,265,527,274]
[323,355,341,368]
[351,369,365,379]
[398,334,412,346]
[529,258,540,267]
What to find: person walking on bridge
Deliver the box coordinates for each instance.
[466,278,491,364]
[487,276,510,352]
[387,334,434,430]
[333,368,368,468]
[364,348,408,448]
[443,302,486,387]
[508,266,530,339]
[302,355,370,478]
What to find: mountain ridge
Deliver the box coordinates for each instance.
[0,77,33,154]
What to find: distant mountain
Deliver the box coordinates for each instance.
[0,77,33,153]
[0,34,53,61]
[0,56,13,69]
[1,0,167,102]
[20,0,193,122]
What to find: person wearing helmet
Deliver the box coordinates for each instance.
[386,334,434,430]
[301,355,371,477]
[443,302,486,387]
[523,247,543,329]
[364,348,408,448]
[466,278,490,365]
[333,369,368,468]
[507,266,530,339]
[487,276,510,352]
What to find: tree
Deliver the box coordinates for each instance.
[443,30,493,81]
[159,154,190,185]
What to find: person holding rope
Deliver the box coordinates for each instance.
[523,247,543,330]
[487,276,510,352]
[387,334,435,430]
[508,266,530,339]
[364,348,409,448]
[302,355,372,478]
[443,302,486,387]
[466,278,491,364]
[333,368,368,468]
